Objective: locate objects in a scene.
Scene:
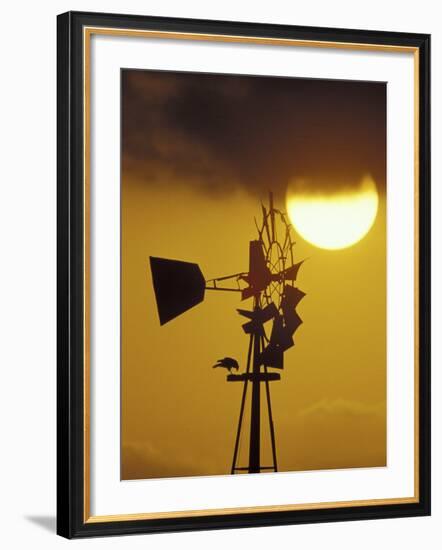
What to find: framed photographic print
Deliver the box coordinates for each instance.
[57,11,431,538]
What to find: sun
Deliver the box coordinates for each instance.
[286,175,379,250]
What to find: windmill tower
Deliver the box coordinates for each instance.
[150,192,305,474]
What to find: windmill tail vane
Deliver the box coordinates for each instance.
[149,192,306,474]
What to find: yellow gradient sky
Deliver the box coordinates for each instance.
[121,70,386,480]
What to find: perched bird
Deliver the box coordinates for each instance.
[212,357,240,373]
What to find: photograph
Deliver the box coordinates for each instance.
[121,69,387,480]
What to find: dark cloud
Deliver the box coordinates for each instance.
[122,70,386,202]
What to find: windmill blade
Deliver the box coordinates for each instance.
[149,257,205,325]
[283,309,303,334]
[259,345,284,370]
[280,285,305,335]
[259,302,279,322]
[237,308,255,320]
[281,285,306,308]
[257,314,294,369]
[239,302,278,334]
[270,314,295,351]
[237,302,278,322]
[272,260,305,282]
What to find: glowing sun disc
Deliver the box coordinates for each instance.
[286,176,379,250]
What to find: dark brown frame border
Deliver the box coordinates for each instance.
[57,11,431,538]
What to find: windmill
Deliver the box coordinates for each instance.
[149,192,305,474]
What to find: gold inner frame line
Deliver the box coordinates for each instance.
[82,26,420,524]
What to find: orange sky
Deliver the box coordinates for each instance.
[121,70,386,480]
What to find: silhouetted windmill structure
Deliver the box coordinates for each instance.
[150,192,305,474]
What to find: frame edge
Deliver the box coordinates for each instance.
[56,11,432,538]
[57,10,72,539]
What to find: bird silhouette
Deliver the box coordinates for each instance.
[212,357,240,372]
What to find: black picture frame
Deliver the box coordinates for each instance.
[57,10,431,539]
